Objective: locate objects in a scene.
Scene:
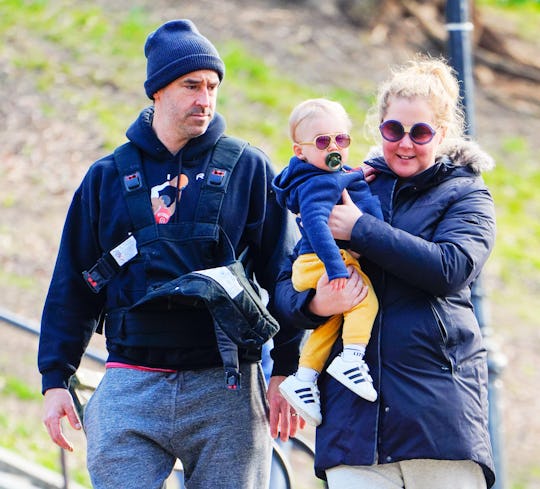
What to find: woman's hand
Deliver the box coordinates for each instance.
[362,163,378,183]
[309,267,368,317]
[328,189,363,241]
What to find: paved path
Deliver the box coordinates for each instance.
[0,447,86,489]
[0,471,43,489]
[0,470,45,489]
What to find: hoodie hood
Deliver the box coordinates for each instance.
[365,138,495,175]
[125,106,226,165]
[272,156,311,212]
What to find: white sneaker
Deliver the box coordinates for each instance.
[279,375,322,426]
[327,355,377,402]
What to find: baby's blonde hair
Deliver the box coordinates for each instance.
[289,98,352,143]
[366,54,466,148]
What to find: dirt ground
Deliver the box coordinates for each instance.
[1,1,539,487]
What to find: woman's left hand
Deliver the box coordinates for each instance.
[328,189,363,240]
[309,267,368,317]
[362,164,378,183]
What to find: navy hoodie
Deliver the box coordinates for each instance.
[38,107,301,393]
[272,156,382,281]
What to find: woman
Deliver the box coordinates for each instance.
[273,55,496,488]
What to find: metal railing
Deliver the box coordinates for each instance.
[0,307,322,489]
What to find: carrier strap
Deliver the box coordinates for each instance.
[84,136,247,293]
[114,142,156,232]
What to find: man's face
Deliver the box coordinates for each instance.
[153,70,220,149]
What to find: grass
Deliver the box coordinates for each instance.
[1,1,539,488]
[483,138,540,289]
[0,270,35,290]
[477,0,540,41]
[478,0,540,8]
[1,376,41,400]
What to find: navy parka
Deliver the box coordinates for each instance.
[274,141,496,487]
[39,107,301,393]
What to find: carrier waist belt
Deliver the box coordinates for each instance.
[104,308,213,349]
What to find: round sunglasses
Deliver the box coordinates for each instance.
[297,133,351,150]
[379,120,436,145]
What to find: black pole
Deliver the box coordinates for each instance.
[445,2,506,488]
[60,448,70,489]
[445,0,476,136]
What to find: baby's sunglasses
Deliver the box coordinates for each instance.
[297,133,351,151]
[379,120,436,145]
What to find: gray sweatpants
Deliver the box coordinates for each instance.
[84,363,271,489]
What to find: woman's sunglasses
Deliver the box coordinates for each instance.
[379,120,436,145]
[297,133,351,150]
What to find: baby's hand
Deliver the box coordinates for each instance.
[330,277,347,291]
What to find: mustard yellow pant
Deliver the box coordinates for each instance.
[292,250,378,373]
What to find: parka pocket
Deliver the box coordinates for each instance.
[429,301,455,372]
[429,301,448,345]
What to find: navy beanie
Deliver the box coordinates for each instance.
[144,19,225,99]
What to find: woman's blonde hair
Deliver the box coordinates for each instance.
[289,98,352,143]
[365,54,466,150]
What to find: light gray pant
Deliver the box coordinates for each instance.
[84,363,271,489]
[326,459,487,489]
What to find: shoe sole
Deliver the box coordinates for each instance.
[327,362,377,402]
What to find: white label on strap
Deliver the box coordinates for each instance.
[110,235,138,266]
[195,266,243,299]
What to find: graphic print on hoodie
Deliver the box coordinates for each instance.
[151,173,189,224]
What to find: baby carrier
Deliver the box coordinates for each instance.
[83,136,279,389]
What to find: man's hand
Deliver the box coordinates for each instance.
[42,388,82,452]
[268,376,305,442]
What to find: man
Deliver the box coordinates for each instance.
[39,19,302,489]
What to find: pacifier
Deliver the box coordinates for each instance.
[325,152,343,171]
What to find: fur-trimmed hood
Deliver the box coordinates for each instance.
[365,138,495,175]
